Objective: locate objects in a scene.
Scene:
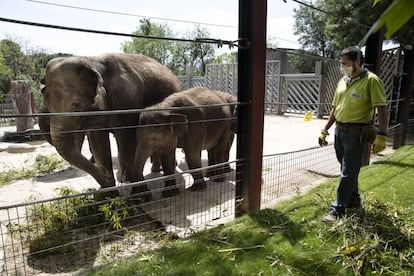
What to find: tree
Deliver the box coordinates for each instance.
[287,49,322,73]
[293,2,335,59]
[361,0,414,45]
[0,37,71,109]
[0,39,32,79]
[210,51,237,64]
[122,19,217,75]
[266,36,279,50]
[293,0,414,58]
[187,25,215,75]
[122,18,175,66]
[168,42,192,75]
[320,0,392,50]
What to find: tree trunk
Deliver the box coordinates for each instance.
[10,81,34,131]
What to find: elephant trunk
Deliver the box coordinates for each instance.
[38,106,54,145]
[50,124,115,188]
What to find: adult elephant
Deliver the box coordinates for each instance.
[134,87,237,198]
[39,53,180,189]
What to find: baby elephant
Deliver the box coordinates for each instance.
[134,87,237,198]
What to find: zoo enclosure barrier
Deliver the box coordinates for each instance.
[0,142,344,275]
[0,117,411,275]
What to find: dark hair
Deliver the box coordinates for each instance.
[340,46,364,64]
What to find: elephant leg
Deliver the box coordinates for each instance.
[151,153,162,172]
[206,150,217,177]
[185,149,207,191]
[161,150,179,198]
[87,130,116,188]
[207,132,234,182]
[85,136,95,163]
[207,147,226,182]
[113,129,137,183]
[131,139,153,202]
[223,133,235,173]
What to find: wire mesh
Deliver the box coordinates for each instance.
[261,145,338,205]
[0,141,341,275]
[0,160,238,275]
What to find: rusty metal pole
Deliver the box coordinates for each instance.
[396,45,414,145]
[236,0,267,215]
[362,29,384,166]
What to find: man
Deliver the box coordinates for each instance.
[318,46,388,223]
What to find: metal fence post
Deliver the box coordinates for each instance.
[236,0,267,216]
[316,61,325,118]
[277,74,284,115]
[396,45,414,146]
[363,28,384,166]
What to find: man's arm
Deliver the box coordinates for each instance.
[323,106,336,131]
[372,105,388,154]
[376,105,388,132]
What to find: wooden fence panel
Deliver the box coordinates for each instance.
[265,61,281,113]
[282,74,321,114]
[175,48,403,120]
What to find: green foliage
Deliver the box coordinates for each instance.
[287,49,322,73]
[361,0,414,45]
[0,37,72,110]
[122,18,175,66]
[0,72,11,102]
[293,0,414,58]
[186,25,216,74]
[7,187,144,257]
[0,153,67,187]
[99,198,130,230]
[210,51,237,64]
[84,145,414,275]
[293,2,335,58]
[122,19,216,75]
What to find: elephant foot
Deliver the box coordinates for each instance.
[206,165,232,178]
[130,185,153,203]
[206,168,227,182]
[162,187,180,198]
[205,169,214,178]
[223,165,233,173]
[210,175,226,182]
[190,180,207,191]
[151,163,162,173]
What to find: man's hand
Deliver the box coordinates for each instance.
[372,134,386,154]
[319,129,329,147]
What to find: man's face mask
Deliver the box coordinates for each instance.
[340,64,354,76]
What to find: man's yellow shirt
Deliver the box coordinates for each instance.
[333,70,387,123]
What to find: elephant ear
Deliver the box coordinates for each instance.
[169,113,188,136]
[91,70,108,110]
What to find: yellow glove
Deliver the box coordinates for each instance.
[372,132,387,154]
[318,129,329,147]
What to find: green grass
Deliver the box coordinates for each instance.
[75,146,414,275]
[0,153,67,187]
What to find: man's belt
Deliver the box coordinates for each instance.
[336,122,370,132]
